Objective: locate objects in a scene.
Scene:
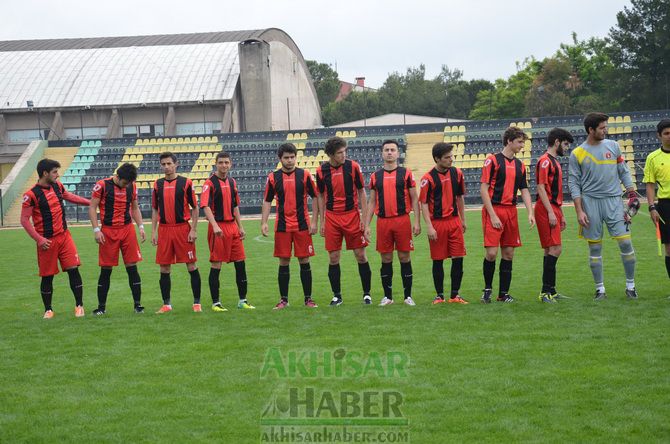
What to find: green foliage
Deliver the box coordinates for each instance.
[322,64,492,126]
[306,60,340,109]
[607,0,670,110]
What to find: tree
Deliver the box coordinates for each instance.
[469,58,541,120]
[306,60,340,109]
[607,0,670,109]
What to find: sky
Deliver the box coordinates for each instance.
[1,0,631,88]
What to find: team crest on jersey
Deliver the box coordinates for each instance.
[420,179,428,188]
[23,194,29,203]
[93,184,101,192]
[605,152,612,159]
[484,159,492,167]
[202,185,208,193]
[541,159,550,168]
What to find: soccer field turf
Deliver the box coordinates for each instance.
[1,208,669,443]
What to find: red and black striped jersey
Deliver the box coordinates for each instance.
[481,153,528,206]
[316,159,364,213]
[419,167,465,219]
[535,152,563,206]
[264,168,317,232]
[200,174,239,222]
[92,177,137,227]
[22,182,68,238]
[152,176,197,225]
[369,167,415,218]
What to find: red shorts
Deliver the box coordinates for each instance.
[156,223,197,265]
[208,221,245,263]
[376,215,414,253]
[482,205,521,248]
[428,216,466,260]
[99,224,143,267]
[534,203,563,248]
[36,230,81,277]
[274,230,315,258]
[324,210,368,251]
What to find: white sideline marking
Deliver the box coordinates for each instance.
[253,235,274,244]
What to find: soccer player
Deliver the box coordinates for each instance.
[480,126,535,303]
[151,152,202,313]
[261,143,319,310]
[534,128,574,303]
[21,158,90,318]
[364,139,421,306]
[89,163,146,314]
[201,152,255,311]
[316,136,372,306]
[643,119,670,286]
[568,112,638,300]
[419,142,468,305]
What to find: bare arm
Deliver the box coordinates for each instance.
[310,196,319,235]
[363,189,376,241]
[62,191,90,206]
[480,183,502,229]
[421,202,437,241]
[131,199,146,242]
[21,206,49,248]
[188,205,198,243]
[203,206,223,237]
[233,206,245,240]
[261,201,272,237]
[457,195,466,232]
[89,197,105,244]
[318,194,326,236]
[646,183,660,224]
[358,187,368,231]
[151,208,159,246]
[410,186,421,235]
[520,188,535,227]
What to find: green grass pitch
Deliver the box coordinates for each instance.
[1,208,669,442]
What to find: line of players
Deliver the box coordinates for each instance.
[20,115,670,318]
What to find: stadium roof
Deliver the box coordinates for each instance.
[0,29,303,111]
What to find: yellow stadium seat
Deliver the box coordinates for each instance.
[608,116,616,124]
[623,126,631,133]
[212,136,219,143]
[623,115,631,123]
[611,127,621,134]
[458,135,465,143]
[463,154,470,161]
[286,133,294,140]
[300,132,307,139]
[458,125,466,132]
[615,116,623,123]
[444,126,451,133]
[524,122,532,129]
[478,154,485,160]
[335,131,342,137]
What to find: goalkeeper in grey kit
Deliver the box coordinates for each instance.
[568,112,639,300]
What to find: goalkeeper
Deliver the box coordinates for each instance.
[568,112,639,300]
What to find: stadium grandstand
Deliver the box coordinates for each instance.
[1,109,668,226]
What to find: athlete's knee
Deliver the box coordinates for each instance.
[397,251,411,263]
[617,237,635,259]
[548,245,562,257]
[353,248,367,264]
[328,250,341,265]
[588,241,602,263]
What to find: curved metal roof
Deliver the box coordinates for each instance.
[0,29,311,111]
